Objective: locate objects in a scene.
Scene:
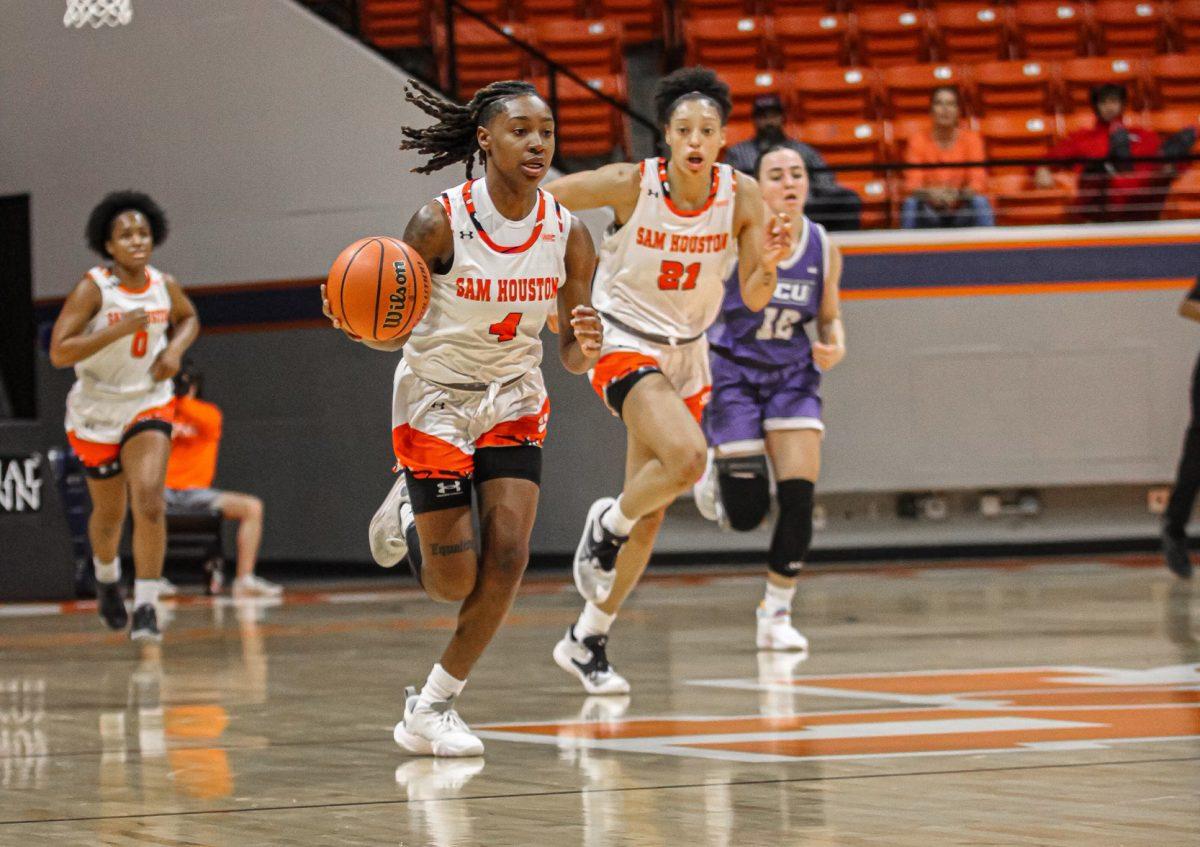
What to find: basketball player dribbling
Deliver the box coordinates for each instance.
[541,67,794,694]
[693,146,846,651]
[49,192,200,642]
[322,80,602,756]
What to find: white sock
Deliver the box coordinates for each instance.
[576,602,615,639]
[763,582,795,614]
[601,497,636,537]
[418,663,466,707]
[133,579,160,609]
[93,556,120,585]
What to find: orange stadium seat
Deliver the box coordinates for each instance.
[1147,54,1200,109]
[989,172,1075,225]
[1012,1,1091,59]
[888,114,930,158]
[681,0,752,16]
[455,0,511,18]
[881,63,973,118]
[1091,0,1168,55]
[792,66,879,120]
[684,15,768,70]
[796,119,887,171]
[772,12,852,69]
[1163,168,1200,218]
[359,0,426,50]
[980,113,1059,172]
[591,0,661,44]
[933,3,1012,63]
[1147,107,1200,137]
[535,73,630,158]
[855,7,932,67]
[517,0,584,19]
[723,69,791,127]
[1059,56,1147,113]
[767,0,836,11]
[843,176,894,228]
[973,59,1060,115]
[533,19,624,75]
[434,20,531,99]
[1173,0,1200,51]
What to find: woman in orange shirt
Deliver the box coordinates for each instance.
[900,86,994,229]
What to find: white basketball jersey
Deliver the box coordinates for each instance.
[593,157,739,339]
[403,179,569,386]
[73,265,173,399]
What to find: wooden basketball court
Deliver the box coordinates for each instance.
[1,557,1196,845]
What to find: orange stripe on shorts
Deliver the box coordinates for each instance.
[476,397,550,449]
[392,424,473,479]
[590,351,660,403]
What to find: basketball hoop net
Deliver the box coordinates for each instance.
[63,0,132,28]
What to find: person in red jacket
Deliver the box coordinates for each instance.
[165,365,281,598]
[1034,83,1167,222]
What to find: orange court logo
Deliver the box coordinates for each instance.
[479,664,1200,763]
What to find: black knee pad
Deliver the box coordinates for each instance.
[769,478,815,577]
[716,454,770,531]
[473,445,542,486]
[404,470,472,514]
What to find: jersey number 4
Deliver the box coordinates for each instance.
[130,330,149,358]
[488,312,522,343]
[756,307,802,341]
[657,260,700,291]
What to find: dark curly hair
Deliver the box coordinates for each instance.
[400,79,545,178]
[654,66,732,128]
[85,191,168,258]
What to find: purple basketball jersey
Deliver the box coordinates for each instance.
[707,216,827,369]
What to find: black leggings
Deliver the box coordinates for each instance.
[1165,352,1200,537]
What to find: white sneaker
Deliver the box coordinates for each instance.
[394,757,484,798]
[156,577,178,597]
[553,626,631,695]
[394,686,484,757]
[573,498,625,604]
[756,604,810,652]
[370,474,413,568]
[232,574,283,598]
[692,450,730,528]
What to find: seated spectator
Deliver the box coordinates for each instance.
[725,94,863,231]
[165,364,281,599]
[1034,83,1166,222]
[901,86,994,229]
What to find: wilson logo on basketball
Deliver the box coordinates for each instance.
[383,260,410,330]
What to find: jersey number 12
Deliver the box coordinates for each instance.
[755,307,802,341]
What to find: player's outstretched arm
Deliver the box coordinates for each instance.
[544,162,641,223]
[48,276,147,368]
[555,215,602,375]
[812,244,846,372]
[733,175,792,313]
[151,276,200,381]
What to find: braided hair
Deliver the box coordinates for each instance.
[85,191,168,258]
[654,66,732,128]
[400,79,543,177]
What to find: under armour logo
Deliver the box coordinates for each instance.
[647,189,660,198]
[459,229,474,240]
[436,480,464,497]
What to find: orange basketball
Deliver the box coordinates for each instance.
[325,237,432,342]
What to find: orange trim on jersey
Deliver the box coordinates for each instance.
[657,157,719,218]
[392,424,474,480]
[438,193,452,219]
[683,386,712,425]
[590,351,661,403]
[116,268,153,294]
[67,399,176,468]
[476,398,550,449]
[461,180,546,255]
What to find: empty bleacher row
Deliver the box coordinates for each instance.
[346,0,1200,225]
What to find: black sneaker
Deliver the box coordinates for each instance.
[129,604,162,642]
[96,580,128,630]
[573,497,627,604]
[1162,530,1194,579]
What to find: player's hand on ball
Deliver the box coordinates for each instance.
[320,284,361,341]
[150,348,181,382]
[761,213,793,269]
[570,305,602,359]
[813,341,844,371]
